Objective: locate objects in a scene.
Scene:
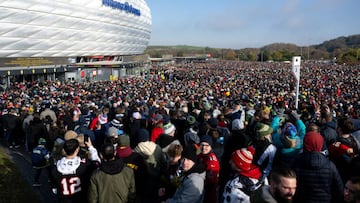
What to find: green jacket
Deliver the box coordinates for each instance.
[88,158,136,203]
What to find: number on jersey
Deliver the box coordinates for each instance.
[61,177,81,195]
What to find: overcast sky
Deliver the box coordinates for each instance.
[146,0,360,49]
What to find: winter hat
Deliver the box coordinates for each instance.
[203,102,212,111]
[38,138,46,145]
[107,127,119,138]
[303,131,324,152]
[200,135,213,146]
[163,123,176,135]
[281,122,298,148]
[182,145,198,163]
[256,123,273,140]
[132,112,142,120]
[156,134,176,149]
[118,135,131,147]
[184,131,200,146]
[28,107,34,115]
[163,115,170,125]
[231,148,254,171]
[232,119,244,130]
[152,113,163,123]
[110,119,123,129]
[207,118,219,128]
[64,130,78,140]
[98,114,108,124]
[76,134,86,147]
[187,115,197,125]
[137,128,150,142]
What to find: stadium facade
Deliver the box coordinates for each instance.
[0,0,152,83]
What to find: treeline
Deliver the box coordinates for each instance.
[145,34,360,64]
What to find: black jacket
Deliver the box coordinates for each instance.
[320,121,338,148]
[293,151,343,203]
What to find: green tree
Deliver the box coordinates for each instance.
[338,48,360,64]
[271,51,283,61]
[225,50,237,60]
[247,52,257,61]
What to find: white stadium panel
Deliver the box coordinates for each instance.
[0,0,152,57]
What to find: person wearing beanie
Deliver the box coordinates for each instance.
[168,145,206,203]
[88,143,136,203]
[271,116,306,168]
[134,127,167,203]
[252,122,277,179]
[156,133,181,153]
[115,135,148,203]
[163,122,176,137]
[31,138,51,187]
[197,135,220,203]
[293,131,344,203]
[150,113,164,142]
[222,147,263,203]
[104,126,120,148]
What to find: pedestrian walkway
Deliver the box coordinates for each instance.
[0,141,57,203]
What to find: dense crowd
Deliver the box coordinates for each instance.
[1,60,360,203]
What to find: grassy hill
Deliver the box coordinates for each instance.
[145,34,360,63]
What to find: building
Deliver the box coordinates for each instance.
[0,0,152,84]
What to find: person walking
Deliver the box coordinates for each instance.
[88,143,136,203]
[51,138,100,203]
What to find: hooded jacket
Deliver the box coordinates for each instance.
[134,141,167,202]
[168,161,206,203]
[320,120,338,147]
[293,151,343,203]
[88,158,136,203]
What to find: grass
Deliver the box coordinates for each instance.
[0,147,40,203]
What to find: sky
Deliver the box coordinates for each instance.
[146,0,360,49]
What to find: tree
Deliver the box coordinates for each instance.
[338,49,360,64]
[247,52,257,61]
[271,51,283,61]
[225,50,236,60]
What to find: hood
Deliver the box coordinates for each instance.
[100,158,124,175]
[299,152,328,170]
[135,141,157,157]
[57,157,81,175]
[116,146,133,158]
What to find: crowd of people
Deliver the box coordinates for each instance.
[1,59,360,203]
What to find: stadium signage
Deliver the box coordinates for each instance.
[102,0,141,16]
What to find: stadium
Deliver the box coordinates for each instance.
[0,0,152,84]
